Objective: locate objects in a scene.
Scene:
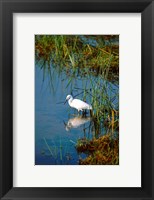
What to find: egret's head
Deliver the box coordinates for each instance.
[64,94,73,104]
[66,95,72,101]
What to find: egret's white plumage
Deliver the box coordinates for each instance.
[65,95,92,112]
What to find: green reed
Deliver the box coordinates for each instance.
[35,35,119,82]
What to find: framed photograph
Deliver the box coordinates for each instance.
[0,0,154,199]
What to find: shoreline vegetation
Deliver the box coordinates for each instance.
[35,35,119,82]
[76,134,119,165]
[35,35,119,165]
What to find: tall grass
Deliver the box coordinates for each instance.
[35,35,119,82]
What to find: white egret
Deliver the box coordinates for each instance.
[64,94,92,112]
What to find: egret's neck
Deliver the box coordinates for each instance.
[68,97,73,105]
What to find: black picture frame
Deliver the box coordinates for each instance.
[0,0,154,199]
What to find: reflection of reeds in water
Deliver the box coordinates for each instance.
[43,137,54,157]
[43,137,73,164]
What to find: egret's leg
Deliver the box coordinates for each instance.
[77,109,80,116]
[90,109,93,117]
[85,110,87,116]
[82,110,86,117]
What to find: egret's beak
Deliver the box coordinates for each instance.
[64,99,67,105]
[63,120,67,126]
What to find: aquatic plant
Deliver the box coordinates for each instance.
[76,134,119,165]
[43,137,70,164]
[35,35,119,82]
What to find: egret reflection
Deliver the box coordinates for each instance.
[65,116,91,131]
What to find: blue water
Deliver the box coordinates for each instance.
[35,66,94,165]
